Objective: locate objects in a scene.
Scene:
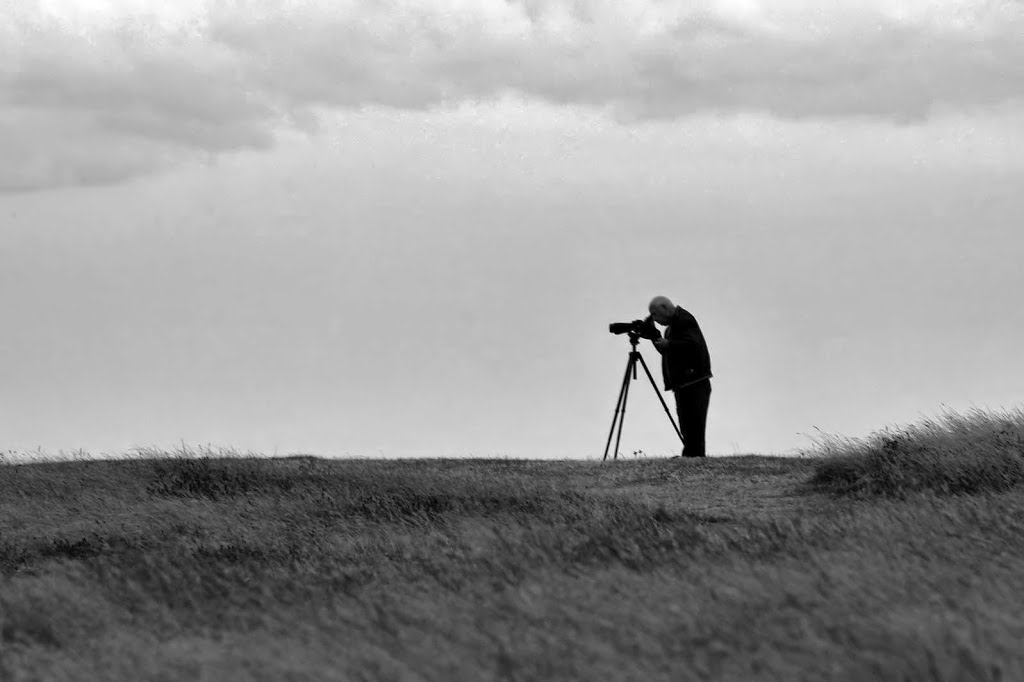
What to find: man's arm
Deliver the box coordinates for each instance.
[661,330,701,353]
[660,312,703,355]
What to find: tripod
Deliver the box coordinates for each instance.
[603,332,683,461]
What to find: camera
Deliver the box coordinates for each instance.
[608,316,659,340]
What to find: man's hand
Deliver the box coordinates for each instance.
[653,338,669,350]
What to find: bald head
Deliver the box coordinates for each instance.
[648,295,676,324]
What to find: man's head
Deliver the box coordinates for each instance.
[648,295,676,325]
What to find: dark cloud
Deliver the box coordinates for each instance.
[2,0,1023,191]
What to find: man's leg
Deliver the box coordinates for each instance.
[675,380,711,457]
[673,389,689,456]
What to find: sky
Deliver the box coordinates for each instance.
[1,0,1023,459]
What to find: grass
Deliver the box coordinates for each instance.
[808,407,1024,497]
[1,410,1023,681]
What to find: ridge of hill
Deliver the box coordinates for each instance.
[2,409,1023,680]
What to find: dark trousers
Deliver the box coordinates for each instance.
[673,379,711,457]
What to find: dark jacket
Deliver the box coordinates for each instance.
[651,306,712,391]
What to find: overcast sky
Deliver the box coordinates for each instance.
[2,0,1023,458]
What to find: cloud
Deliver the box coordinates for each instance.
[2,0,1023,191]
[204,0,1024,119]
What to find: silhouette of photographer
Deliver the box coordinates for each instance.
[647,295,713,458]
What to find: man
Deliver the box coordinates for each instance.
[647,295,712,458]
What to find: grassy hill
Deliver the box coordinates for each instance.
[2,410,1023,681]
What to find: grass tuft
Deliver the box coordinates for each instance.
[145,449,298,501]
[807,407,1024,497]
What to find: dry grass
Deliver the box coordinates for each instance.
[1,411,1023,681]
[807,407,1024,497]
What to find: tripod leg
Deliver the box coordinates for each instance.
[612,355,635,460]
[602,355,634,461]
[635,353,683,444]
